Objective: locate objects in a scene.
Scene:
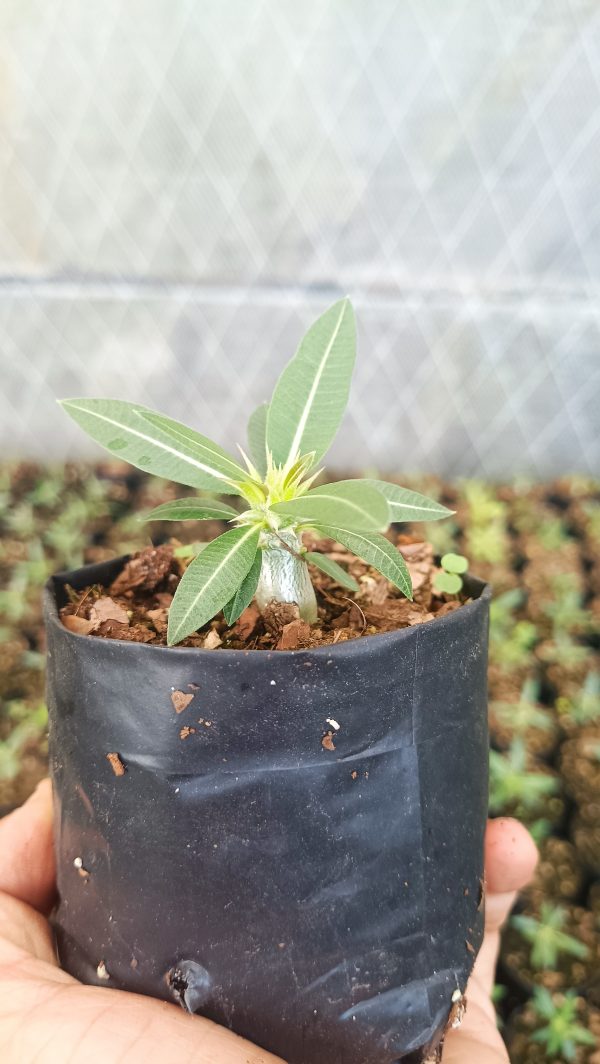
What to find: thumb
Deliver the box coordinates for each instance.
[0,778,55,912]
[484,817,539,934]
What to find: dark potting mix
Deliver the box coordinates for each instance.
[59,534,468,652]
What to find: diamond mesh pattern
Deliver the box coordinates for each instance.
[0,0,599,474]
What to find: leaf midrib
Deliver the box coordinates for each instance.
[276,490,384,526]
[66,402,235,484]
[170,526,258,640]
[140,411,244,480]
[285,300,347,465]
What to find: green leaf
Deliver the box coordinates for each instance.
[367,481,455,523]
[441,552,469,574]
[223,550,262,625]
[434,571,463,595]
[60,399,244,494]
[305,551,359,593]
[266,298,356,468]
[138,410,247,488]
[313,526,412,599]
[167,526,261,644]
[272,480,389,531]
[142,498,238,522]
[247,402,269,477]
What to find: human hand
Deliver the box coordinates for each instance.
[0,783,536,1063]
[0,779,281,1063]
[442,816,538,1063]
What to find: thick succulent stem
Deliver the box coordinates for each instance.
[255,529,318,623]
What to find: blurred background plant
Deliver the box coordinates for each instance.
[1,464,598,1057]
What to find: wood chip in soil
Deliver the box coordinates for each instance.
[59,536,471,651]
[171,690,194,714]
[106,752,126,776]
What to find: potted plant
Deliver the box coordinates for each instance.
[45,299,490,1064]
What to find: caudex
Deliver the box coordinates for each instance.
[61,300,453,645]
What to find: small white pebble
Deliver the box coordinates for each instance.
[174,787,180,794]
[270,680,276,686]
[96,961,110,980]
[326,718,340,731]
[73,857,83,869]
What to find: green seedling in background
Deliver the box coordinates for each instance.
[60,300,454,645]
[580,499,600,543]
[489,739,558,815]
[561,668,600,727]
[537,517,573,552]
[489,589,538,670]
[542,573,591,638]
[433,552,468,595]
[557,672,600,726]
[462,481,509,564]
[490,677,555,736]
[0,702,48,783]
[511,902,589,971]
[538,632,590,669]
[529,988,596,1061]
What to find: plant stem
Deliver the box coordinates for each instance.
[256,529,318,623]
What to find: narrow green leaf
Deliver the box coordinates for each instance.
[314,526,413,599]
[223,550,262,625]
[367,481,455,523]
[138,410,247,487]
[272,480,389,531]
[247,402,269,477]
[142,498,238,522]
[167,526,260,644]
[305,551,359,592]
[266,298,356,468]
[60,399,243,494]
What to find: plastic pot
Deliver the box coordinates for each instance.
[45,557,490,1064]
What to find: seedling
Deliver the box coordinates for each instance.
[60,300,453,645]
[489,589,538,670]
[529,988,596,1060]
[433,552,468,595]
[462,481,508,564]
[511,902,589,971]
[537,517,573,552]
[490,677,555,736]
[580,500,600,544]
[542,574,591,638]
[0,703,48,783]
[488,739,558,815]
[557,672,600,726]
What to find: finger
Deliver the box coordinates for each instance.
[484,817,538,932]
[442,818,538,1061]
[0,893,65,969]
[0,779,55,912]
[442,998,510,1063]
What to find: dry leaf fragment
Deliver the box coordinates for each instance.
[234,604,261,640]
[90,597,130,627]
[171,690,194,714]
[62,614,94,635]
[321,730,336,752]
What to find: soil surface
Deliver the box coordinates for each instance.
[59,534,468,650]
